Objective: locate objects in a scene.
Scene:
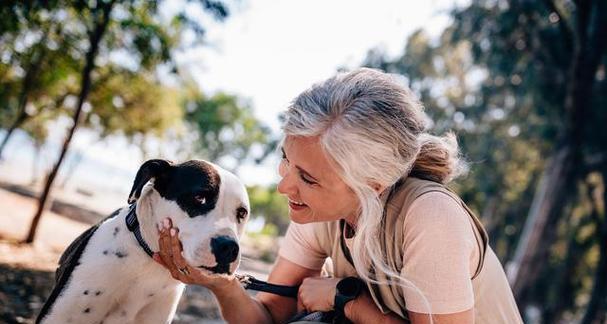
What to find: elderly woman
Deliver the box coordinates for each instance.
[154,68,523,323]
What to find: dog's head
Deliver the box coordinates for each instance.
[128,159,249,275]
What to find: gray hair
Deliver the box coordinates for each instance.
[283,68,467,315]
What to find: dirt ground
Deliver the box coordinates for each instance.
[0,188,272,324]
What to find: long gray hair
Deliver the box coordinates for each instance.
[282,68,467,314]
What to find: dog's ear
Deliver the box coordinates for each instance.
[128,159,173,204]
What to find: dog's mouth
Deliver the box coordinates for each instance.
[198,263,231,275]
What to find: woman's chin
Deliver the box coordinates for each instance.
[289,209,337,224]
[289,208,313,224]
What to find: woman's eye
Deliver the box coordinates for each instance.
[280,149,289,162]
[299,173,315,185]
[194,194,206,205]
[236,207,248,222]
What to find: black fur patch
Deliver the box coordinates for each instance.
[153,160,221,218]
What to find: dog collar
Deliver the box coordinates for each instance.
[125,204,154,257]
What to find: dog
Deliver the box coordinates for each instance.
[36,159,250,324]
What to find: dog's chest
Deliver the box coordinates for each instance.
[53,218,184,323]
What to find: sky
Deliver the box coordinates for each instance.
[170,0,463,185]
[180,0,458,131]
[5,0,467,194]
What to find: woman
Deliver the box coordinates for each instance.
[154,68,523,323]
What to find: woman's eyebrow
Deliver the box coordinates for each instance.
[281,147,320,182]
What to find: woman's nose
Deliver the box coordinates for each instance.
[277,167,296,196]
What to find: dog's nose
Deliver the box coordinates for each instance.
[210,236,239,264]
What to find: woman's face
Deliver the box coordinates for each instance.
[277,135,360,224]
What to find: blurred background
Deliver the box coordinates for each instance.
[0,0,605,323]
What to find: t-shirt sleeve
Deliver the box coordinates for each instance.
[400,191,477,314]
[278,221,328,270]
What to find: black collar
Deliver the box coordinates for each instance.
[125,204,154,257]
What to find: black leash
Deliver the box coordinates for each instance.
[236,274,299,298]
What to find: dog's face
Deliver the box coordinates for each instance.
[129,159,249,275]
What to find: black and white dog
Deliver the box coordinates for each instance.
[37,159,250,324]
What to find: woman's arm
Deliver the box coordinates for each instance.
[344,290,407,324]
[344,292,474,324]
[407,309,474,324]
[256,257,321,323]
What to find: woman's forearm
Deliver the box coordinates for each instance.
[345,291,407,324]
[211,278,274,324]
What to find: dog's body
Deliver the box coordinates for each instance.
[37,159,250,324]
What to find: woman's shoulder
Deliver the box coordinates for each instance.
[386,176,460,214]
[381,177,474,243]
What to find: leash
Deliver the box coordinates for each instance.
[235,274,299,298]
[125,204,299,297]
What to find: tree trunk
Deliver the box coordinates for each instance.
[507,147,575,297]
[508,0,607,302]
[23,1,115,244]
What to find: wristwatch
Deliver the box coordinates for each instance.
[334,277,364,317]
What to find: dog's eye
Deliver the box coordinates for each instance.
[236,207,248,222]
[194,194,206,205]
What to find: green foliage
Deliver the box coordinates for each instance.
[86,70,182,140]
[184,90,272,163]
[0,0,233,155]
[247,185,290,235]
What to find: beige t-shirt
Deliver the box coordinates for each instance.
[279,191,523,323]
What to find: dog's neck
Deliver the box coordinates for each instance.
[134,188,181,255]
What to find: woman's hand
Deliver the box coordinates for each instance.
[296,277,342,312]
[153,218,235,294]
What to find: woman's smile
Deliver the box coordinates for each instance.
[288,198,308,211]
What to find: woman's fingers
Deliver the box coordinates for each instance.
[169,228,190,273]
[158,226,173,261]
[155,219,195,282]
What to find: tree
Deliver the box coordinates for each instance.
[23,0,231,243]
[183,89,272,167]
[0,2,80,159]
[24,0,116,243]
[86,69,183,152]
[363,0,607,321]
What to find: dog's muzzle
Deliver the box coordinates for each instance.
[196,235,239,274]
